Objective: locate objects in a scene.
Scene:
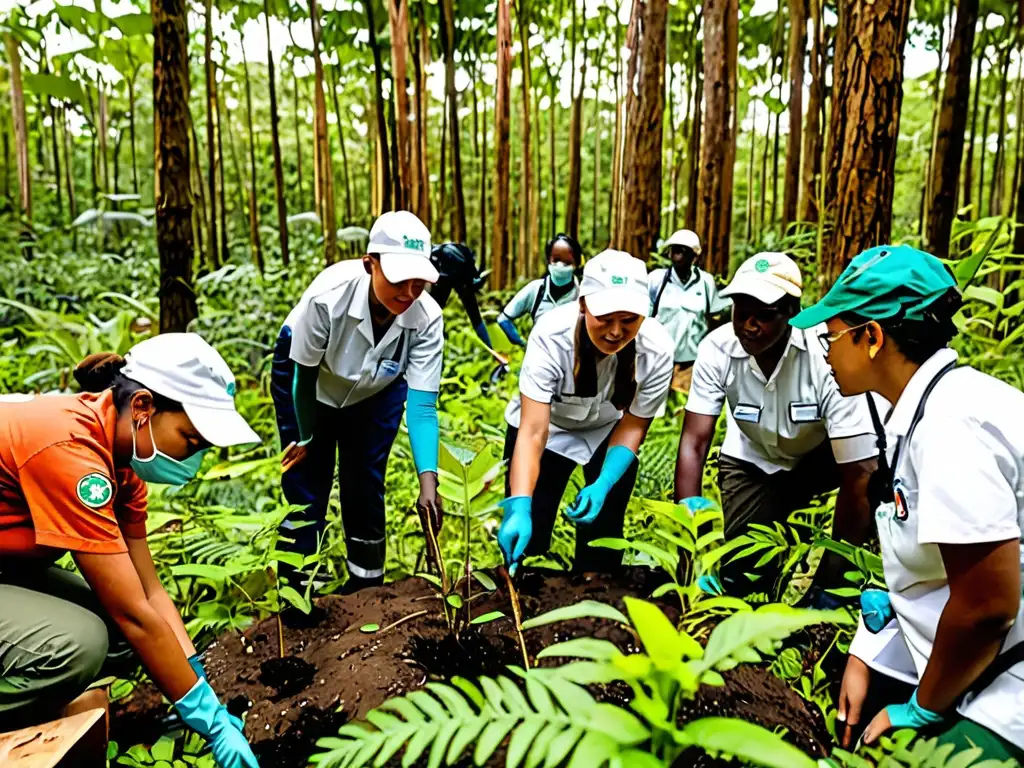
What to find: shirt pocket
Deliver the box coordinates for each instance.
[553,393,594,421]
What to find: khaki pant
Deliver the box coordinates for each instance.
[0,567,129,731]
[671,363,694,394]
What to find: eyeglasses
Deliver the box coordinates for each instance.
[817,321,872,352]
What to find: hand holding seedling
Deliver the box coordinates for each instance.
[498,496,532,576]
[281,440,308,474]
[837,654,870,748]
[416,471,444,533]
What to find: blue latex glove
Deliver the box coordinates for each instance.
[472,321,494,348]
[697,574,724,596]
[885,689,944,730]
[498,496,532,575]
[406,389,439,474]
[175,679,260,768]
[565,446,636,525]
[861,588,894,633]
[188,653,206,680]
[497,315,526,347]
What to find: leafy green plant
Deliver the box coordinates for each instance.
[831,728,1018,768]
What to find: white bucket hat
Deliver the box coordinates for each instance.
[720,252,803,304]
[368,210,438,284]
[121,333,261,447]
[579,249,650,318]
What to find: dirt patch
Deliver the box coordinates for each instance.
[110,568,832,767]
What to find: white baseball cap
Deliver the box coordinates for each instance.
[579,249,650,318]
[720,252,803,304]
[663,229,702,255]
[368,210,438,284]
[121,333,261,448]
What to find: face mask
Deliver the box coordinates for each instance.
[130,419,207,486]
[548,262,576,286]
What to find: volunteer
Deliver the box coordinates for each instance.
[496,233,582,347]
[0,335,261,768]
[498,249,673,574]
[272,210,443,592]
[792,245,1024,760]
[429,241,492,347]
[648,229,731,392]
[674,252,877,598]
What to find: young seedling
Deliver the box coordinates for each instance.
[498,566,529,668]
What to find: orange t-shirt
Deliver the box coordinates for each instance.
[0,390,148,559]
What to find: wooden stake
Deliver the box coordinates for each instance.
[498,567,530,669]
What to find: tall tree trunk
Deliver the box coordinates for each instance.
[978,102,990,215]
[614,0,669,260]
[771,90,781,229]
[549,72,558,236]
[189,122,206,263]
[310,0,338,262]
[964,48,982,216]
[481,91,489,269]
[491,0,512,289]
[128,66,139,194]
[759,93,770,237]
[242,44,264,272]
[293,71,306,211]
[696,0,737,275]
[265,0,290,266]
[746,102,757,241]
[782,0,806,229]
[329,66,354,224]
[410,12,425,223]
[203,0,220,270]
[416,14,432,225]
[565,0,585,242]
[609,16,623,241]
[518,0,534,272]
[387,72,402,213]
[439,93,447,234]
[440,0,467,241]
[49,98,63,220]
[5,34,30,221]
[85,86,98,203]
[98,82,109,196]
[62,106,77,232]
[685,43,702,231]
[1009,53,1024,224]
[388,0,413,212]
[216,72,228,263]
[365,0,391,213]
[592,45,604,246]
[153,0,197,333]
[925,0,978,258]
[798,0,823,221]
[822,0,911,281]
[991,46,1011,215]
[920,6,947,237]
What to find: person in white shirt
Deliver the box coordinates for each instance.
[496,234,582,346]
[271,211,444,592]
[498,249,674,574]
[648,229,731,393]
[793,244,1024,762]
[675,252,877,600]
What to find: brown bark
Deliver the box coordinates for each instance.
[5,34,30,220]
[265,0,290,266]
[685,43,702,231]
[409,13,424,222]
[388,0,414,212]
[310,0,338,263]
[491,0,512,289]
[365,0,392,213]
[204,0,220,269]
[979,102,990,215]
[416,14,432,225]
[696,0,737,275]
[798,0,823,222]
[614,0,668,261]
[63,107,77,230]
[241,44,264,272]
[189,121,207,266]
[592,44,604,246]
[746,103,757,241]
[609,17,623,241]
[98,82,109,195]
[153,0,198,333]
[925,0,978,258]
[518,0,535,273]
[216,74,228,262]
[438,93,447,233]
[549,67,558,236]
[387,77,401,214]
[564,21,586,242]
[782,0,806,229]
[440,0,467,241]
[991,46,1012,215]
[1009,54,1023,224]
[822,0,911,281]
[920,7,947,237]
[293,71,306,210]
[328,66,354,224]
[963,49,982,216]
[128,59,139,194]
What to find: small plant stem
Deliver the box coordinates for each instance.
[499,567,530,669]
[276,612,285,659]
[421,505,449,594]
[375,609,429,636]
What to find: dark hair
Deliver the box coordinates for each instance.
[843,287,962,364]
[572,313,637,411]
[74,353,184,412]
[545,234,583,265]
[430,242,480,282]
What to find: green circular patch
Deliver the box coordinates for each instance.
[755,258,771,273]
[77,473,113,508]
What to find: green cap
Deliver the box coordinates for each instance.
[790,244,957,329]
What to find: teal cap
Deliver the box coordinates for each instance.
[790,245,957,329]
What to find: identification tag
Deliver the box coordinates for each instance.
[378,359,401,377]
[733,404,761,423]
[789,402,821,423]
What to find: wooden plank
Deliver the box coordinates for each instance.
[0,708,106,768]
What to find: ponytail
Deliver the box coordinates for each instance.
[572,313,638,411]
[73,352,183,412]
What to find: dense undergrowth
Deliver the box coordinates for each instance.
[1,216,1021,767]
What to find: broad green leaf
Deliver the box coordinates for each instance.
[170,564,229,581]
[360,623,380,633]
[506,719,545,768]
[679,718,817,768]
[111,12,152,37]
[23,73,85,104]
[624,597,702,663]
[470,610,506,625]
[584,704,649,746]
[565,731,618,768]
[473,571,498,591]
[521,600,628,630]
[151,737,175,762]
[536,638,622,661]
[473,717,518,764]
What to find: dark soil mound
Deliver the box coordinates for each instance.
[110,568,832,767]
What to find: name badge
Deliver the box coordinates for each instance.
[789,403,821,423]
[378,359,401,377]
[733,404,761,423]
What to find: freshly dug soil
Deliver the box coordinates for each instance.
[110,568,833,767]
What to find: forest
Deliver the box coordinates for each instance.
[0,0,1023,766]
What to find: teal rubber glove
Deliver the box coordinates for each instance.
[406,389,439,474]
[565,446,636,525]
[291,364,319,446]
[188,653,206,680]
[498,316,526,347]
[498,496,532,576]
[885,690,944,730]
[861,588,895,633]
[175,679,260,768]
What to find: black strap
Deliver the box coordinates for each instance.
[891,361,956,474]
[530,276,549,321]
[651,268,673,317]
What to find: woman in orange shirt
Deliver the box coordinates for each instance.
[0,333,261,768]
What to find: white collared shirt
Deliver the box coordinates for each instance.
[287,261,444,408]
[648,266,731,364]
[504,302,674,463]
[502,276,581,323]
[686,324,878,473]
[848,348,1024,748]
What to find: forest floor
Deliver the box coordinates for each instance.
[110,568,833,767]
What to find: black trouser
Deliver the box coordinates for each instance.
[431,278,483,328]
[503,425,638,572]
